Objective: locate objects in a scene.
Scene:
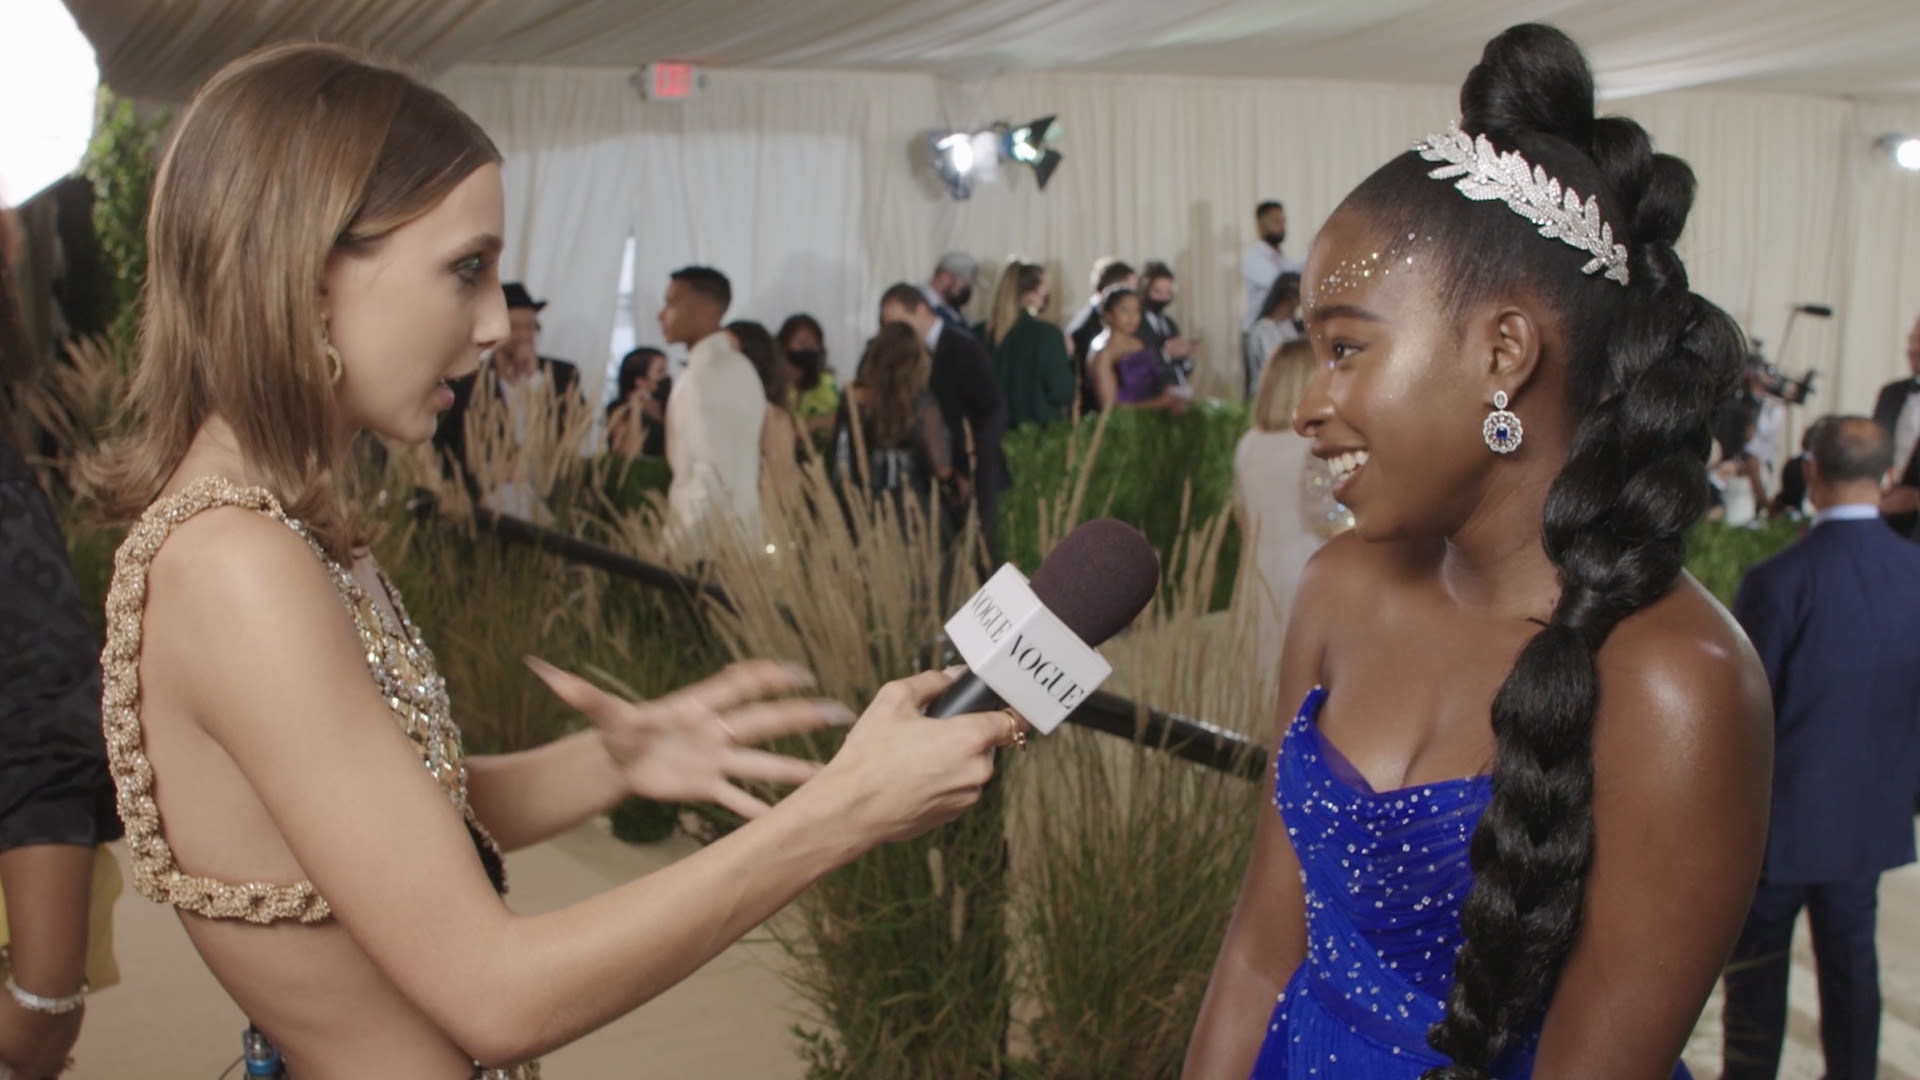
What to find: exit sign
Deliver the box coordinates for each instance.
[641,62,700,101]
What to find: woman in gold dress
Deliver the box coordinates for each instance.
[84,43,1011,1079]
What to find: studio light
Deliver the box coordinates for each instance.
[931,131,977,199]
[0,0,99,204]
[925,115,1065,200]
[1006,115,1064,190]
[1874,134,1920,171]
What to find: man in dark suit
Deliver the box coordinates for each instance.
[1870,314,1920,537]
[1722,415,1920,1080]
[921,252,979,340]
[1135,260,1196,387]
[1066,258,1136,419]
[879,283,1008,560]
[432,282,584,507]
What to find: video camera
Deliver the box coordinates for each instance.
[1745,339,1817,405]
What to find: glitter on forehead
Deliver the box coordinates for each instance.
[1306,233,1427,313]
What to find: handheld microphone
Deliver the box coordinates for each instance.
[926,519,1160,728]
[1794,303,1834,318]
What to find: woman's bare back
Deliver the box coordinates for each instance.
[119,479,517,1078]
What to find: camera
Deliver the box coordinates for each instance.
[1745,340,1816,405]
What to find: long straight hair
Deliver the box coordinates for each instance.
[987,260,1045,347]
[85,43,500,558]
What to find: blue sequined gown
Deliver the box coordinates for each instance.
[1249,689,1691,1079]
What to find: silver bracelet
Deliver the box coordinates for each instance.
[6,975,86,1016]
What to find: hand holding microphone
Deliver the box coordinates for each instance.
[815,519,1161,847]
[536,519,1163,851]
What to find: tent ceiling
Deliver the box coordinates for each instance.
[65,0,1920,104]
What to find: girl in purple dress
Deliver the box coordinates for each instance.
[1090,288,1189,414]
[1184,23,1772,1080]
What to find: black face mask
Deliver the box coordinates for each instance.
[1143,297,1170,315]
[949,285,973,310]
[1262,230,1287,248]
[651,376,672,403]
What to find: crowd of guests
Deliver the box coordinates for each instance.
[436,202,1310,565]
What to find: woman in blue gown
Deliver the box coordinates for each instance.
[1183,24,1775,1080]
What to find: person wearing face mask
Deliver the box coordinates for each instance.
[1242,201,1304,338]
[922,253,980,340]
[1135,261,1197,390]
[605,347,669,460]
[984,260,1074,429]
[778,313,840,447]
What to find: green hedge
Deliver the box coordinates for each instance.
[997,405,1250,605]
[1685,518,1801,607]
[580,424,1799,615]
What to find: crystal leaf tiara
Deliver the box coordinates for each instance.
[1413,123,1631,287]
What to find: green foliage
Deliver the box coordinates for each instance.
[1684,518,1802,607]
[83,88,168,351]
[790,779,1015,1080]
[671,456,1012,1079]
[593,454,673,513]
[1013,510,1269,1080]
[370,503,722,758]
[607,795,682,844]
[998,406,1249,607]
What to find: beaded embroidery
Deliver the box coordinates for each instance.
[100,477,505,925]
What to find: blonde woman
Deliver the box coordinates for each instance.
[84,43,1012,1079]
[1231,341,1336,662]
[984,260,1074,428]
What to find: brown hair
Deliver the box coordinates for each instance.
[85,42,500,558]
[986,259,1045,346]
[852,322,931,450]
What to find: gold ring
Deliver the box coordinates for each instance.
[1002,709,1028,751]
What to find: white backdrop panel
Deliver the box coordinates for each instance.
[438,62,1920,418]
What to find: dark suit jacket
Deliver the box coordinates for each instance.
[1065,298,1104,418]
[0,437,122,852]
[1734,515,1920,884]
[432,355,583,499]
[1872,377,1920,536]
[929,326,1008,493]
[1136,307,1191,385]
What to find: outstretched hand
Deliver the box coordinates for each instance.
[527,657,851,820]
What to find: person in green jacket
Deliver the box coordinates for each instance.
[984,260,1075,428]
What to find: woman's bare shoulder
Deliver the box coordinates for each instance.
[141,505,355,693]
[1595,574,1772,773]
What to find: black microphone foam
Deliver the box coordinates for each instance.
[926,519,1160,720]
[1027,518,1163,648]
[1795,303,1834,317]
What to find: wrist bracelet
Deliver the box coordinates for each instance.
[7,975,86,1016]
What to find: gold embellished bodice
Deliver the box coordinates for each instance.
[100,477,506,925]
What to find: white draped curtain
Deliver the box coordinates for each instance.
[438,62,1920,423]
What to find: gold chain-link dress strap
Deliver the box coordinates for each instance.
[101,477,333,924]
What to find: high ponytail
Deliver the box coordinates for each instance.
[1339,23,1746,1077]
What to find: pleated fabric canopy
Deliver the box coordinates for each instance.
[62,0,1920,104]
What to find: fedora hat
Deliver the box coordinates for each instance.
[502,282,548,311]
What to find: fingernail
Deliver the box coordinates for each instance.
[782,663,816,687]
[942,664,967,678]
[524,655,557,676]
[824,703,856,726]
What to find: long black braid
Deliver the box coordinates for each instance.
[1338,24,1747,1077]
